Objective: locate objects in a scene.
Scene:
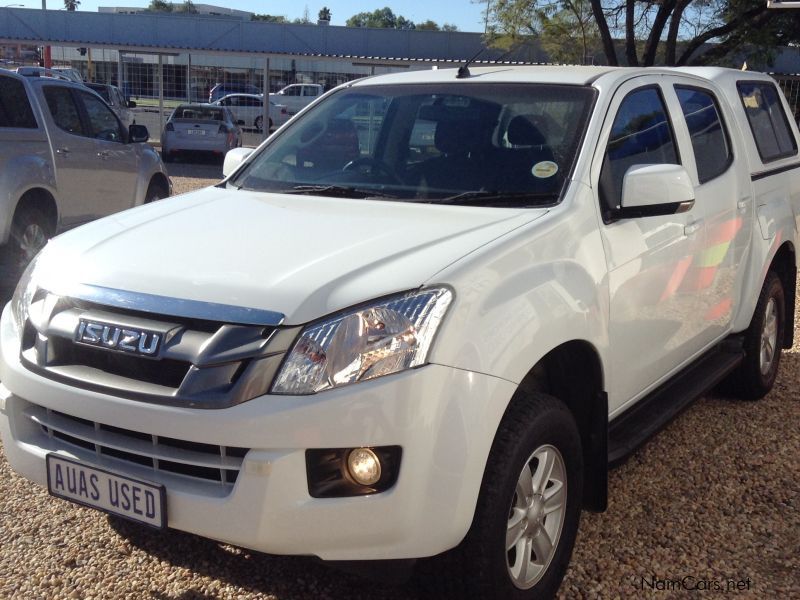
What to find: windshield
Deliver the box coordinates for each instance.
[230,83,595,207]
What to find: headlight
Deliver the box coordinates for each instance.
[10,256,39,335]
[271,287,453,395]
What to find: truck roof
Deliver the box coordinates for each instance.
[350,65,775,89]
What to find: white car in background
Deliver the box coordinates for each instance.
[15,66,84,84]
[161,104,242,162]
[212,93,289,132]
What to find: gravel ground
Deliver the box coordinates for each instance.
[0,171,798,599]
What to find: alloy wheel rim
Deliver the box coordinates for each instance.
[760,297,778,376]
[18,223,47,266]
[506,444,567,590]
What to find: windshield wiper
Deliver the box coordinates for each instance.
[431,190,559,206]
[282,184,400,199]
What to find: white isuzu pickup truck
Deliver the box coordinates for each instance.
[1,65,798,598]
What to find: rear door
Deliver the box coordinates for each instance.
[665,79,752,347]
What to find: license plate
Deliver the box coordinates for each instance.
[187,129,205,135]
[46,454,166,529]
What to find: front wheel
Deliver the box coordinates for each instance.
[419,392,583,599]
[722,271,785,400]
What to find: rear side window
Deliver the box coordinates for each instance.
[0,75,37,129]
[737,81,797,162]
[79,91,124,142]
[599,87,679,212]
[675,86,732,183]
[43,86,86,136]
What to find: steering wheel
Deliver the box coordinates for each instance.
[342,157,401,183]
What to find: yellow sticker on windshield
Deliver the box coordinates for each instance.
[532,161,558,178]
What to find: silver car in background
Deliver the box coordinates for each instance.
[85,82,136,128]
[161,104,242,162]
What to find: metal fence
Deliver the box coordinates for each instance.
[11,45,417,148]
[775,75,800,121]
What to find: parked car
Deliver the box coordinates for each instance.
[161,104,242,162]
[0,68,169,281]
[212,93,289,132]
[15,66,83,84]
[2,66,799,598]
[269,83,324,115]
[208,82,262,103]
[85,82,136,128]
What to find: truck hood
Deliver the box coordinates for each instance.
[36,187,547,324]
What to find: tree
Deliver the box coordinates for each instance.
[346,7,416,29]
[442,23,459,32]
[147,0,173,12]
[175,0,197,14]
[417,20,441,31]
[252,14,289,23]
[484,0,800,67]
[63,0,80,10]
[318,6,332,21]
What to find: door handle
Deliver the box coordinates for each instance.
[55,148,70,154]
[684,219,703,236]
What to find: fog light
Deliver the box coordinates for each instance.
[347,448,381,486]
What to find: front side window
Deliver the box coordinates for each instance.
[599,87,679,213]
[230,83,596,208]
[79,91,124,142]
[43,86,85,136]
[675,86,732,184]
[737,81,797,162]
[283,86,301,97]
[0,75,37,129]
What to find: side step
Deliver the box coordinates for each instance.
[608,340,744,468]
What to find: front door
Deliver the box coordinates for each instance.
[593,77,709,412]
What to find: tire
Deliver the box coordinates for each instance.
[417,392,583,599]
[161,150,173,163]
[0,205,53,284]
[254,115,263,132]
[722,271,785,400]
[145,179,168,204]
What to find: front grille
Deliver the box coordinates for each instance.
[27,404,249,488]
[19,288,298,409]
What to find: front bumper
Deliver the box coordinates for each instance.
[0,303,515,560]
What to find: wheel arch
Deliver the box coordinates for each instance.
[12,187,58,237]
[147,172,170,199]
[767,241,796,349]
[510,340,608,513]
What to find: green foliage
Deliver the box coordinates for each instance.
[147,0,173,12]
[252,14,288,23]
[63,0,80,11]
[174,0,197,14]
[484,0,800,67]
[346,7,415,29]
[442,23,459,32]
[318,6,332,21]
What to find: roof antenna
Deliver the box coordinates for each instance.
[457,47,485,79]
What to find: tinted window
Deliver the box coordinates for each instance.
[600,87,679,212]
[738,82,797,162]
[174,106,224,121]
[243,97,262,107]
[43,86,85,136]
[79,91,124,142]
[283,86,301,97]
[676,86,732,183]
[0,75,37,128]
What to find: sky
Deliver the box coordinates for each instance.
[9,1,490,33]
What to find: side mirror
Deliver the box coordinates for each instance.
[619,164,695,217]
[128,123,149,143]
[127,100,137,108]
[223,147,253,178]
